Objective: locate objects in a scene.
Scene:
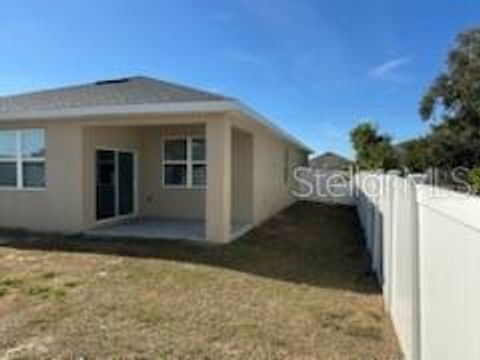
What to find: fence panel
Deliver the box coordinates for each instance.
[389,176,421,360]
[417,186,480,360]
[354,174,420,360]
[355,173,480,360]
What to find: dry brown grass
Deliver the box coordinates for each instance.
[0,202,401,359]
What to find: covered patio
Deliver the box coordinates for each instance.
[81,114,255,243]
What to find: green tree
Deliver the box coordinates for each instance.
[397,138,432,172]
[419,27,480,168]
[350,122,398,170]
[468,167,480,194]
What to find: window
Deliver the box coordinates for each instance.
[0,129,46,189]
[163,137,206,188]
[0,131,17,187]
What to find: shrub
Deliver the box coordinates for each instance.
[468,167,480,194]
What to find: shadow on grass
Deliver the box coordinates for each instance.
[0,202,378,294]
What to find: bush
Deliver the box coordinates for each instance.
[468,167,480,194]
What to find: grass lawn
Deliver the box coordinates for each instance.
[0,202,400,359]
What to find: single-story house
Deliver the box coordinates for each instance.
[309,152,352,171]
[0,76,311,243]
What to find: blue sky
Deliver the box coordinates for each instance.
[1,0,479,157]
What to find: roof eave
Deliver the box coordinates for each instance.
[0,100,313,153]
[0,100,235,122]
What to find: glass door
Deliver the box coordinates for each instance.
[96,149,135,221]
[118,151,134,216]
[96,150,116,220]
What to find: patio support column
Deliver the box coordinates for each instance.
[206,118,232,243]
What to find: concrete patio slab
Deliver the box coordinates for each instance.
[85,218,252,242]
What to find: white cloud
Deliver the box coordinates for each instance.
[369,57,411,82]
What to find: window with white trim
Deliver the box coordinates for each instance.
[0,129,46,189]
[163,137,206,188]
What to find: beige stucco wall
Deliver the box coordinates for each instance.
[227,112,309,226]
[140,125,206,220]
[0,122,84,233]
[231,128,254,224]
[79,115,308,233]
[251,129,308,225]
[0,112,308,236]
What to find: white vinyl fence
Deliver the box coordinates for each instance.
[354,173,480,360]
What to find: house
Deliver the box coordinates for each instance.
[309,152,352,171]
[0,76,311,243]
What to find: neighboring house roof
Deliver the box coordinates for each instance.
[0,76,312,152]
[309,152,352,170]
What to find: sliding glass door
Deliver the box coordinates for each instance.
[96,149,135,221]
[118,152,134,216]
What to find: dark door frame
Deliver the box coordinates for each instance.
[95,147,138,223]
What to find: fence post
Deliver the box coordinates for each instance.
[372,175,384,282]
[383,175,394,312]
[409,179,422,360]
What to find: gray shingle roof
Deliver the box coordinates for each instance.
[0,76,227,114]
[309,152,352,170]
